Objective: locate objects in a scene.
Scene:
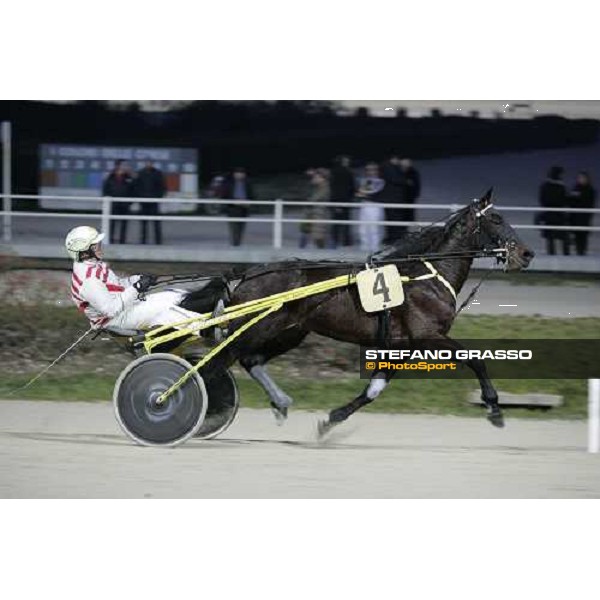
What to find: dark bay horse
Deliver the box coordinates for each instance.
[185,190,534,435]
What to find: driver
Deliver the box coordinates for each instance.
[65,226,201,332]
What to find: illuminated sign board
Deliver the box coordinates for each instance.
[39,144,199,211]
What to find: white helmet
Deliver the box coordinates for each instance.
[65,226,105,261]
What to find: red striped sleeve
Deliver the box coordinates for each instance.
[106,283,125,292]
[86,265,93,279]
[72,272,83,286]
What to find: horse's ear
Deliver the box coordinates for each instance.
[480,187,494,205]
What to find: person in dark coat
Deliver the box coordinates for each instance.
[300,168,331,249]
[102,160,134,244]
[538,166,569,255]
[329,155,356,247]
[135,160,166,245]
[220,167,255,246]
[568,171,596,256]
[379,155,406,243]
[400,158,421,225]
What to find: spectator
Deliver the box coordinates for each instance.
[207,174,225,199]
[568,171,596,256]
[220,167,255,246]
[400,158,421,225]
[135,160,166,245]
[102,159,134,244]
[538,166,569,255]
[300,168,330,249]
[356,162,385,253]
[379,154,405,243]
[329,155,356,247]
[202,174,226,217]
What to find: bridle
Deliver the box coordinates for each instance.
[474,202,494,218]
[370,201,508,267]
[469,201,515,269]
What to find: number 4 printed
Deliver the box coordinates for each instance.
[372,272,391,303]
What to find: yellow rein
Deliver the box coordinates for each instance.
[145,261,456,355]
[144,272,358,354]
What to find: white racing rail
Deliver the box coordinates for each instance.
[2,194,600,247]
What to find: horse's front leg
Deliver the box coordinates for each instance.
[439,336,503,427]
[317,370,392,438]
[464,356,504,427]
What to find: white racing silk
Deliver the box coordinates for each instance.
[70,260,198,331]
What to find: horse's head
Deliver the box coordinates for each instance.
[469,188,534,271]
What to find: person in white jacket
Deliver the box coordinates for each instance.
[356,162,385,253]
[65,226,200,332]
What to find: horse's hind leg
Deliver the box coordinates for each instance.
[238,327,308,423]
[317,370,392,437]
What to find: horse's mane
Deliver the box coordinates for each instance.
[371,205,470,260]
[235,206,471,282]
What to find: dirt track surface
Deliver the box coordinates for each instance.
[1,401,598,498]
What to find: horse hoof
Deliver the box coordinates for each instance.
[487,408,505,428]
[317,419,334,439]
[270,402,288,426]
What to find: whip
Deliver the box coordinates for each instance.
[5,326,95,398]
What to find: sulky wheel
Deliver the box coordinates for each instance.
[114,354,208,447]
[195,368,240,440]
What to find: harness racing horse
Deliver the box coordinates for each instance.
[182,190,534,435]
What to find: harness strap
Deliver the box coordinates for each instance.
[156,302,283,404]
[405,261,457,302]
[475,202,494,217]
[423,261,457,302]
[377,310,391,349]
[455,265,499,315]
